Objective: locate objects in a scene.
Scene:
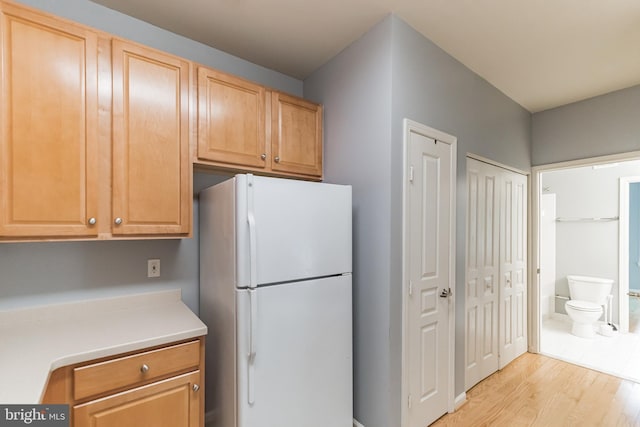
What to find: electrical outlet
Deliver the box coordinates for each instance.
[147,259,160,278]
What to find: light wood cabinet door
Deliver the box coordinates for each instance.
[74,371,201,427]
[197,67,267,168]
[271,92,323,178]
[0,3,99,237]
[111,40,191,236]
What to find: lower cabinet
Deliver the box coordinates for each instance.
[74,371,200,427]
[42,338,204,427]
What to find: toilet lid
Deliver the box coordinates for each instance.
[566,300,601,312]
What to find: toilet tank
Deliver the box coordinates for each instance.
[567,275,613,305]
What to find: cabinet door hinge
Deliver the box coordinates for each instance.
[408,394,412,409]
[408,280,413,297]
[409,166,414,183]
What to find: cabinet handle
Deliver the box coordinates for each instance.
[274,156,280,163]
[114,217,123,225]
[260,153,266,160]
[88,217,96,225]
[192,384,200,392]
[140,364,149,373]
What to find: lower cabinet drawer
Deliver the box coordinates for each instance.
[73,340,200,400]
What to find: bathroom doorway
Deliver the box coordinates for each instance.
[531,152,640,382]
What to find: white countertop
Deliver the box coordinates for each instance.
[0,289,207,404]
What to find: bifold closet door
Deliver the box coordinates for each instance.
[465,158,528,389]
[465,158,500,389]
[498,169,528,369]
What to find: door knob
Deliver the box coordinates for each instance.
[439,288,452,298]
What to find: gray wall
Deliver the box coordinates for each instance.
[389,17,531,410]
[0,0,302,313]
[304,18,394,427]
[0,172,227,312]
[15,0,301,95]
[532,84,640,166]
[305,14,531,427]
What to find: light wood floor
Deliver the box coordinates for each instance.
[431,352,640,426]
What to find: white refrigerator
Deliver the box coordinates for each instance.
[199,174,352,427]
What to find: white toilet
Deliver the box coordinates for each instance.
[565,275,613,338]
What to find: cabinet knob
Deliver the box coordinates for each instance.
[114,217,123,225]
[192,384,200,392]
[140,364,149,373]
[260,153,266,160]
[274,156,280,163]
[88,217,96,225]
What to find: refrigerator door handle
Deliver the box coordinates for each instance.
[247,174,258,289]
[247,288,258,405]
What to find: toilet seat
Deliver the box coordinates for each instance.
[566,300,601,312]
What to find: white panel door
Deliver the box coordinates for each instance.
[499,170,528,368]
[465,158,500,390]
[406,127,453,427]
[234,174,352,288]
[236,276,352,427]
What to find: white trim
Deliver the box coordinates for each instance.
[466,153,530,176]
[533,150,640,173]
[353,419,365,427]
[619,176,640,334]
[530,151,640,353]
[529,169,540,353]
[454,392,467,410]
[401,119,457,427]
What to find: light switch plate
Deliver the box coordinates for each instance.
[147,259,160,278]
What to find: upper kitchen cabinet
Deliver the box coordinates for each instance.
[195,67,323,180]
[0,1,191,241]
[111,40,191,236]
[271,92,323,178]
[196,67,267,169]
[0,3,100,238]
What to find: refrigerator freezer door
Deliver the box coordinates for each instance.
[236,275,352,427]
[235,174,352,288]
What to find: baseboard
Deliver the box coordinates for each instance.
[204,410,216,427]
[454,392,467,410]
[353,419,365,427]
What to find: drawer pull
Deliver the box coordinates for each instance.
[140,364,149,373]
[192,384,200,392]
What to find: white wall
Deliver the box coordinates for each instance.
[541,160,640,322]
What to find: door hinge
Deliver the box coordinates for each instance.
[408,280,413,297]
[409,166,414,183]
[408,394,412,409]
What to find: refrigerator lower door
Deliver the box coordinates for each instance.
[236,275,352,427]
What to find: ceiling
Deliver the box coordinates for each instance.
[90,0,640,113]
